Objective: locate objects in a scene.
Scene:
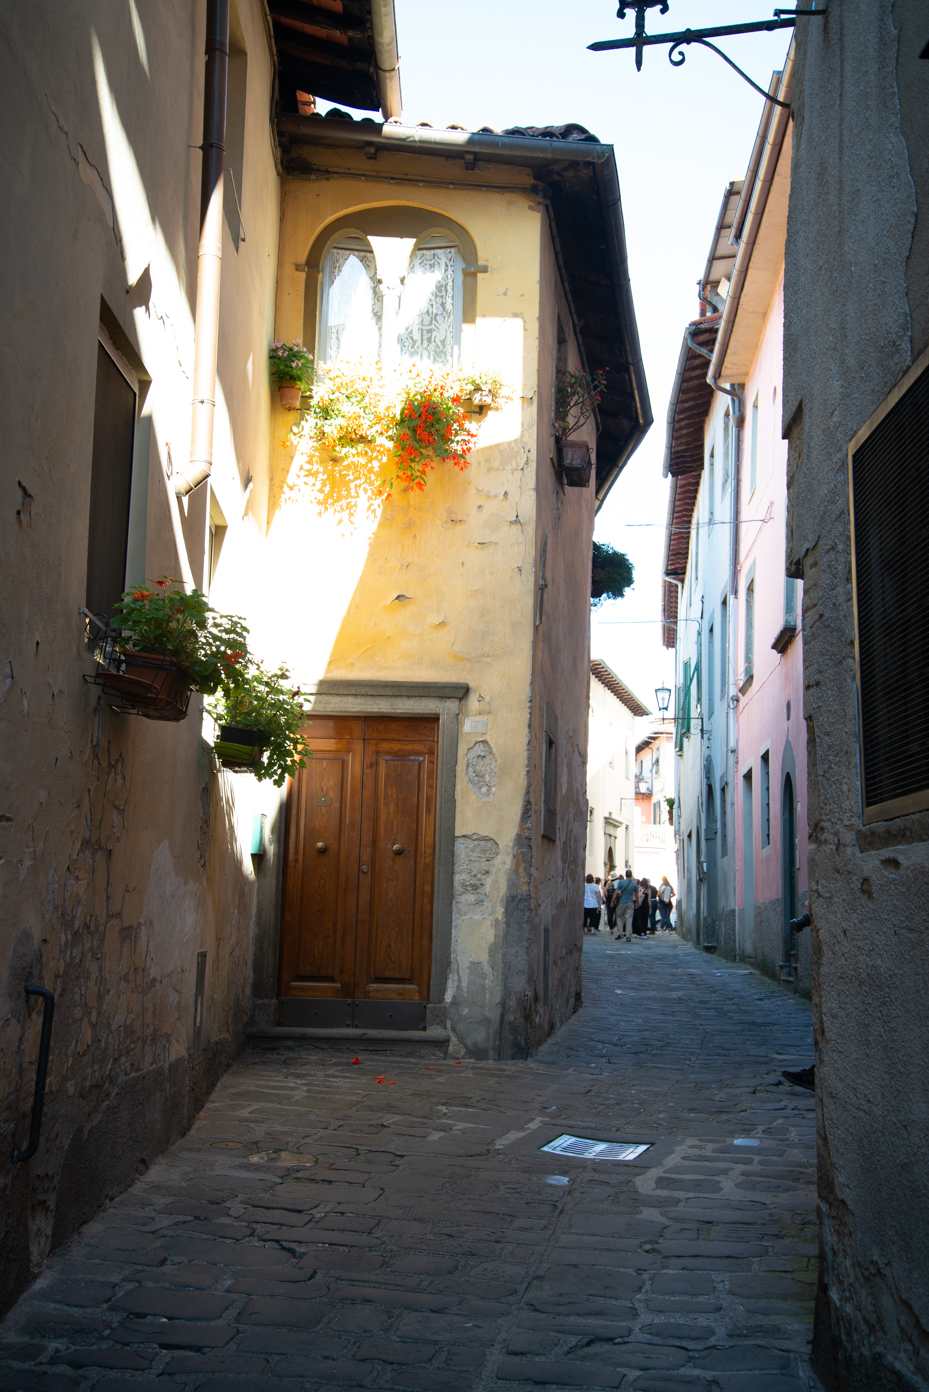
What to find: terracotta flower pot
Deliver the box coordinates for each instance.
[101,653,191,722]
[278,382,303,410]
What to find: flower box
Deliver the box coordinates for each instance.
[557,438,593,488]
[94,651,191,722]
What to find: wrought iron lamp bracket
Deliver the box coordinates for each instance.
[591,5,827,97]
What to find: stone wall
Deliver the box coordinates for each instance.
[784,3,929,1386]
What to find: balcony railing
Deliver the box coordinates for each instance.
[635,823,672,847]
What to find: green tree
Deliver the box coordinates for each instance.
[591,542,634,606]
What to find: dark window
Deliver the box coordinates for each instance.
[86,340,136,619]
[720,593,728,700]
[542,701,559,840]
[851,355,929,820]
[708,621,715,717]
[720,777,728,857]
[760,749,771,848]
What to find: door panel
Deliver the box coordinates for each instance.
[278,726,364,998]
[279,715,438,1017]
[356,740,436,1000]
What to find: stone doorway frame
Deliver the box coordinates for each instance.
[251,680,467,1028]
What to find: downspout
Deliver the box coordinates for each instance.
[371,0,402,120]
[175,0,229,499]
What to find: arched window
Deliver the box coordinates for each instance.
[318,232,462,369]
[304,210,477,373]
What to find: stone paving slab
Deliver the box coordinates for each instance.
[0,935,822,1390]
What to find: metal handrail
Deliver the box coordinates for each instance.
[13,986,55,1163]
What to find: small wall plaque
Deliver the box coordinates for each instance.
[464,717,488,734]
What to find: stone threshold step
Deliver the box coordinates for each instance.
[247,1025,450,1049]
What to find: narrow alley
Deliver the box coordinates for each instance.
[0,940,818,1392]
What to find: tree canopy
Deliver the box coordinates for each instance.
[591,541,634,606]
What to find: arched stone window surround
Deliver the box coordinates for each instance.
[301,207,479,364]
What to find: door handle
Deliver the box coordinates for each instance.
[361,865,369,873]
[392,844,403,855]
[316,842,327,853]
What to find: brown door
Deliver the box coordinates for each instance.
[278,716,438,1028]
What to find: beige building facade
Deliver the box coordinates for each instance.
[585,660,648,884]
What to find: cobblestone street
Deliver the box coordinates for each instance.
[1,936,819,1392]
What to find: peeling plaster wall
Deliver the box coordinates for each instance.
[0,0,280,1315]
[784,4,929,1387]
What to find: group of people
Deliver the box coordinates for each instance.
[583,871,676,941]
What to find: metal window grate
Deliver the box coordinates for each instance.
[851,358,929,820]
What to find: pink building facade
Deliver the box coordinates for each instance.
[727,277,809,990]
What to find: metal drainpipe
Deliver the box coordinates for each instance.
[370,0,402,120]
[175,0,229,499]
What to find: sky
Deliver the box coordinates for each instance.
[322,1,793,725]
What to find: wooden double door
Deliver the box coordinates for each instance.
[278,715,438,1029]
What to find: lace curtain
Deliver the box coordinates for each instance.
[322,248,382,363]
[320,238,460,369]
[396,246,458,367]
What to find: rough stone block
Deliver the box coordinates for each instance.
[726,1276,812,1301]
[695,1346,791,1372]
[507,1333,560,1355]
[630,1377,716,1392]
[38,1279,116,1307]
[395,1313,496,1344]
[332,1306,393,1332]
[49,1349,154,1369]
[163,1355,267,1373]
[335,1288,459,1312]
[386,1372,471,1392]
[354,1340,436,1363]
[236,1298,328,1328]
[267,1362,369,1385]
[193,1379,303,1392]
[650,1274,715,1296]
[110,1287,233,1319]
[0,1376,78,1392]
[638,1323,713,1341]
[390,1256,458,1276]
[108,1320,235,1348]
[495,1358,623,1386]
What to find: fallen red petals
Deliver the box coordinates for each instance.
[350,1056,361,1065]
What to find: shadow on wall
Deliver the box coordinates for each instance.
[2,722,253,1314]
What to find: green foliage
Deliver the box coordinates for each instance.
[665,795,675,827]
[111,579,249,694]
[269,339,315,390]
[455,367,512,410]
[555,364,608,439]
[208,662,312,787]
[591,542,634,606]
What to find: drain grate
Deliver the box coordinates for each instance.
[540,1134,651,1161]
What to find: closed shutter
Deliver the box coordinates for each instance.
[850,353,929,822]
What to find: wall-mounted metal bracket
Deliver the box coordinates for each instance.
[590,4,826,101]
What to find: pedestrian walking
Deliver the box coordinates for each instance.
[657,876,675,931]
[613,870,638,942]
[633,876,651,937]
[583,874,601,934]
[605,878,619,933]
[594,878,605,931]
[648,881,659,934]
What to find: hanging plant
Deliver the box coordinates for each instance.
[110,579,249,694]
[554,364,608,440]
[208,661,311,786]
[283,361,509,525]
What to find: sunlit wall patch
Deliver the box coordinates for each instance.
[540,1134,651,1161]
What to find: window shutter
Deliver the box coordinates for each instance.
[86,341,137,619]
[850,353,929,822]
